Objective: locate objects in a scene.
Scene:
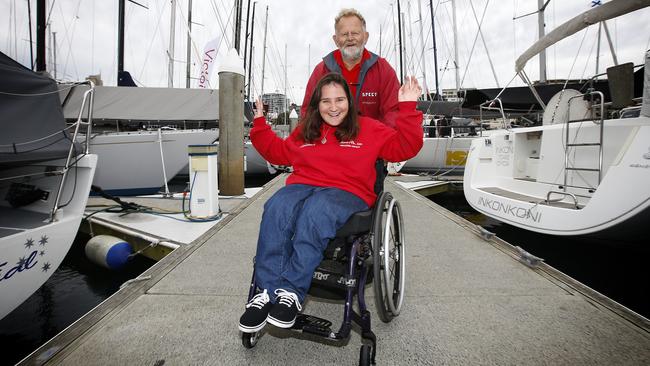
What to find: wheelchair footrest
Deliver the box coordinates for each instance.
[293,314,335,338]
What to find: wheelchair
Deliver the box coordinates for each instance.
[241,189,406,366]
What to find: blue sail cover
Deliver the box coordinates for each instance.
[0,52,76,167]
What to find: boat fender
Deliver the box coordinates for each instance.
[85,235,133,270]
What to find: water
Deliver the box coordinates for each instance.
[430,190,650,319]
[1,232,156,365]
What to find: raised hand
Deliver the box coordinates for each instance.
[254,97,264,119]
[398,76,422,102]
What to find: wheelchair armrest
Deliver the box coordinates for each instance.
[335,210,373,238]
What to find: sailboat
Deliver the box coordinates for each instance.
[463,1,650,240]
[60,84,219,195]
[0,52,98,319]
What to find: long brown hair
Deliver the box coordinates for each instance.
[298,73,359,143]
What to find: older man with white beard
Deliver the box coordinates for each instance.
[301,8,400,129]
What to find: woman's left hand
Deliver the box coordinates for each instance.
[254,97,264,119]
[398,76,422,102]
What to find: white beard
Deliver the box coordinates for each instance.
[340,45,363,61]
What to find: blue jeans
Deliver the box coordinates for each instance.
[254,184,369,303]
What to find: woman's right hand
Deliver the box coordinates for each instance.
[398,76,422,102]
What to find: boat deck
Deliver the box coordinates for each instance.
[19,175,650,365]
[0,206,50,238]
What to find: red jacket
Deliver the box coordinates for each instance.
[301,49,400,128]
[251,102,423,207]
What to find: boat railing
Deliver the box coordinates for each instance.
[50,80,95,221]
[479,98,509,135]
[563,90,605,191]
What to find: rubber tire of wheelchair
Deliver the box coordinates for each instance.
[359,345,373,366]
[242,332,258,348]
[372,192,395,323]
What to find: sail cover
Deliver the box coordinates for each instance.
[60,85,219,122]
[0,52,76,166]
[515,0,650,73]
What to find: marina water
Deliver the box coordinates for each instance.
[1,232,155,365]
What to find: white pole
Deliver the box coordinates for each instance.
[260,5,268,96]
[538,0,547,83]
[158,128,171,197]
[284,43,289,125]
[452,0,460,91]
[168,0,176,88]
[417,0,429,99]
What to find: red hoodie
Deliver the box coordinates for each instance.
[250,102,423,207]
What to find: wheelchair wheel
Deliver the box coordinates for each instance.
[242,332,259,348]
[359,344,373,366]
[372,192,406,323]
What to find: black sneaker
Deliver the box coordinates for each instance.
[238,289,272,333]
[267,289,302,328]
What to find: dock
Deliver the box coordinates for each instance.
[20,175,650,365]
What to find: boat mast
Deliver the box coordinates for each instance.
[260,5,268,96]
[429,0,440,99]
[595,21,602,75]
[168,0,176,88]
[36,0,45,72]
[396,0,404,84]
[537,0,547,83]
[52,31,57,79]
[246,2,257,99]
[28,0,34,70]
[243,0,252,70]
[452,0,460,92]
[601,21,619,66]
[417,0,429,100]
[233,0,243,53]
[284,43,289,125]
[186,0,192,88]
[118,0,125,75]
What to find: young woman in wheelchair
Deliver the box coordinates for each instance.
[239,72,423,333]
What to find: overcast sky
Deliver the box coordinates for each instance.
[2,0,649,104]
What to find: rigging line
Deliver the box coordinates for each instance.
[267,24,296,102]
[264,22,290,99]
[579,27,598,82]
[208,0,233,49]
[512,0,517,82]
[138,0,167,83]
[58,0,83,81]
[564,27,591,89]
[173,0,204,75]
[467,0,498,87]
[374,5,394,54]
[0,81,83,96]
[438,1,455,75]
[45,0,57,27]
[459,0,490,88]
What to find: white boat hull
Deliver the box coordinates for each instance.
[463,118,650,238]
[88,129,218,195]
[0,154,97,319]
[402,137,475,174]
